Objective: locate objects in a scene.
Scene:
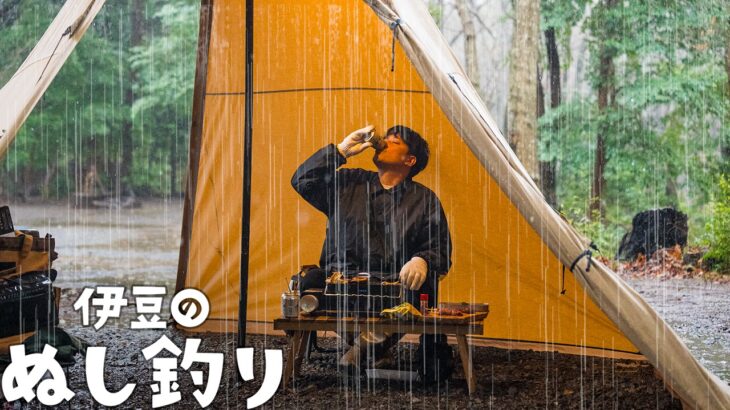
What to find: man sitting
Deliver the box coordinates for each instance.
[291,124,453,382]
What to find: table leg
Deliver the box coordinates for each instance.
[283,331,303,389]
[456,335,476,395]
[305,331,314,360]
[293,331,311,376]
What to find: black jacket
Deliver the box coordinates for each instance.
[291,144,452,281]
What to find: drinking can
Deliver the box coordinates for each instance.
[281,291,299,318]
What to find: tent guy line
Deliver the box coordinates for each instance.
[0,0,105,159]
[241,317,643,355]
[206,87,432,96]
[9,55,62,84]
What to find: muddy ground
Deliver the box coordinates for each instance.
[53,281,729,409]
[3,201,729,408]
[55,289,681,409]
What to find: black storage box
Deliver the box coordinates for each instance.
[0,270,58,338]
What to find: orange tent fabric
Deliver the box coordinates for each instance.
[179,0,632,353]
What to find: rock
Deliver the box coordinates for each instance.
[617,208,688,261]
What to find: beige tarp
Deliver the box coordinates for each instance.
[0,0,105,158]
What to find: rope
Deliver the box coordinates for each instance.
[390,19,401,72]
[37,35,66,84]
[37,1,96,84]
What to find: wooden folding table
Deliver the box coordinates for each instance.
[273,312,487,394]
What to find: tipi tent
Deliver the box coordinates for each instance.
[0,0,725,408]
[77,0,730,409]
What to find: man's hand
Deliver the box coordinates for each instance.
[337,125,374,158]
[399,257,428,290]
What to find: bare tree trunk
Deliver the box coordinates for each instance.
[665,169,679,206]
[22,166,32,201]
[540,27,560,207]
[170,143,178,196]
[537,65,546,138]
[591,132,607,219]
[120,0,144,196]
[0,0,21,27]
[544,28,561,108]
[720,19,730,169]
[537,66,557,206]
[508,0,540,182]
[725,19,730,100]
[42,166,57,199]
[455,0,480,92]
[537,68,545,120]
[590,4,616,221]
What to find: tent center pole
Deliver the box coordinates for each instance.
[238,0,254,349]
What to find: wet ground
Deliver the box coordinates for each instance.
[627,278,730,381]
[4,200,730,407]
[54,305,682,409]
[11,199,181,290]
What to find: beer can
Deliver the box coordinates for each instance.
[281,291,299,318]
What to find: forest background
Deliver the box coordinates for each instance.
[0,0,728,270]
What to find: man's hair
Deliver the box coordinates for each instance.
[386,125,429,178]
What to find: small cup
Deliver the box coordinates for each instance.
[364,131,387,151]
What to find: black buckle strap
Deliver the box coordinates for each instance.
[390,19,401,72]
[561,242,599,295]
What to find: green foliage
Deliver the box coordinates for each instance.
[564,208,623,259]
[129,3,198,195]
[1,0,121,197]
[541,0,587,32]
[0,0,727,273]
[705,175,730,274]
[0,0,199,198]
[541,0,589,64]
[0,0,64,84]
[540,0,729,253]
[426,1,443,27]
